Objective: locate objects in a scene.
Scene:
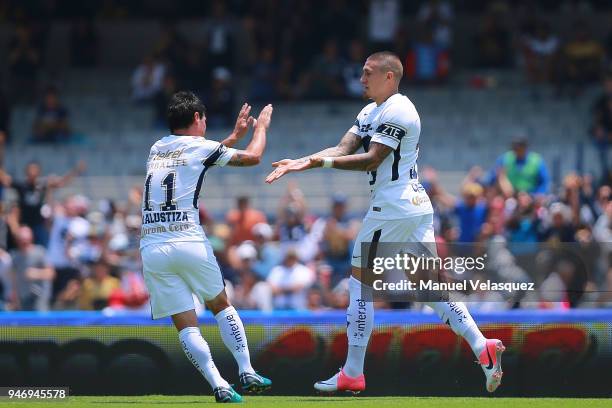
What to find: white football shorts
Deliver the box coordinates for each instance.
[351,213,437,268]
[141,240,225,319]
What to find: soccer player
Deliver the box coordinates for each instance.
[140,91,273,403]
[266,52,505,394]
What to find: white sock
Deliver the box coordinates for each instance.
[215,306,255,375]
[425,301,487,355]
[343,276,373,377]
[179,326,229,390]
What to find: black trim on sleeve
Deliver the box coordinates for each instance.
[202,144,226,167]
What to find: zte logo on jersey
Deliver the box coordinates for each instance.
[376,123,406,141]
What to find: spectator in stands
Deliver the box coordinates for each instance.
[306,285,329,311]
[343,40,367,99]
[108,266,149,311]
[32,86,72,143]
[154,21,188,68]
[0,160,85,245]
[204,0,235,69]
[10,226,54,311]
[298,39,346,99]
[131,55,166,103]
[153,73,178,128]
[311,194,358,285]
[249,47,279,101]
[590,72,612,181]
[522,21,559,86]
[47,195,91,301]
[593,199,612,244]
[562,21,605,94]
[176,47,208,94]
[405,24,450,84]
[506,192,541,247]
[0,245,11,310]
[78,258,120,310]
[250,222,281,279]
[540,202,577,242]
[417,0,453,50]
[0,201,17,252]
[491,138,550,195]
[267,248,315,310]
[453,183,488,243]
[474,8,512,68]
[587,184,611,225]
[8,23,42,103]
[226,196,267,246]
[69,17,99,68]
[0,88,10,143]
[231,241,273,311]
[368,0,399,51]
[204,67,234,128]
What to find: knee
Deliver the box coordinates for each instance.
[206,291,231,315]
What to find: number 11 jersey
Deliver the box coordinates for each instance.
[139,135,236,249]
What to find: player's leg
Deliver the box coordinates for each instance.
[141,244,239,403]
[171,309,241,402]
[178,240,271,394]
[205,290,271,393]
[314,219,380,393]
[413,214,505,392]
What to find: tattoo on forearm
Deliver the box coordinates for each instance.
[228,152,250,166]
[304,132,361,160]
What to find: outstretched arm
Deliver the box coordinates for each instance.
[313,142,392,171]
[266,141,392,183]
[299,131,362,160]
[226,104,273,167]
[47,160,86,189]
[264,132,362,182]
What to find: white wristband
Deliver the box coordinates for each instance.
[322,157,334,168]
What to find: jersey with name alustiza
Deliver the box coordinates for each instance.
[349,93,433,220]
[139,135,235,248]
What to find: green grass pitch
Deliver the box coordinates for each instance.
[3,396,611,408]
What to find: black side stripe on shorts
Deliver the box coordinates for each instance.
[366,229,382,270]
[193,144,226,209]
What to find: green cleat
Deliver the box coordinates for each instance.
[214,386,243,403]
[239,371,272,394]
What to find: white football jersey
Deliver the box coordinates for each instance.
[139,135,236,248]
[349,93,433,220]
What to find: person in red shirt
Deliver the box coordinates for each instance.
[226,196,267,246]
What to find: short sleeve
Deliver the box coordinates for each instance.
[202,142,237,167]
[371,107,412,150]
[348,104,374,137]
[349,117,361,135]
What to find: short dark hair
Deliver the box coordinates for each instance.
[167,91,206,133]
[367,51,403,81]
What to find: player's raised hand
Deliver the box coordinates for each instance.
[265,158,313,184]
[256,104,273,129]
[232,103,255,139]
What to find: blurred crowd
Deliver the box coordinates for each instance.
[2,0,612,139]
[0,0,610,313]
[0,134,610,313]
